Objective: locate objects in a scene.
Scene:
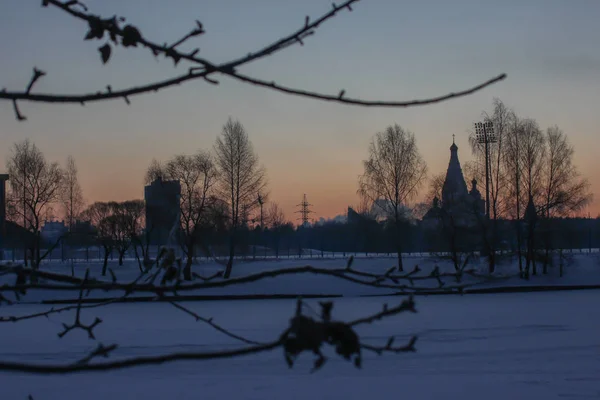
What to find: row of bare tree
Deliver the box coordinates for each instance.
[142,117,276,279]
[79,118,291,279]
[80,200,146,275]
[358,124,428,271]
[416,99,592,276]
[4,100,591,279]
[3,118,287,279]
[467,99,592,276]
[354,99,592,275]
[467,99,590,221]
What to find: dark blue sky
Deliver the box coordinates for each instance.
[1,0,598,218]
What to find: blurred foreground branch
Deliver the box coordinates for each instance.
[0,296,417,374]
[0,0,505,120]
[0,261,508,300]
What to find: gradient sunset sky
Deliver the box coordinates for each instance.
[1,0,599,221]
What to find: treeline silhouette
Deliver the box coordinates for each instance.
[18,212,599,263]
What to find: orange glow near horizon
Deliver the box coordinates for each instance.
[78,174,600,224]
[75,145,600,224]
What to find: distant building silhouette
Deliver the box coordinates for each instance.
[368,198,412,222]
[423,138,484,227]
[441,139,469,208]
[347,206,362,224]
[72,219,94,234]
[40,220,67,245]
[0,173,35,259]
[422,196,443,225]
[144,177,181,245]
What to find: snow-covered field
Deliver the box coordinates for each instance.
[1,291,599,399]
[1,255,600,398]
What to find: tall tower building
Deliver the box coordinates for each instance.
[144,177,181,245]
[0,174,8,258]
[423,137,484,226]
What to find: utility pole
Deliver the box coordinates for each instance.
[257,192,265,259]
[257,192,265,230]
[589,212,592,253]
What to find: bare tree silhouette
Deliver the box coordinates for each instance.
[358,124,428,271]
[540,126,592,219]
[215,118,268,278]
[116,199,146,272]
[146,152,219,280]
[6,139,64,269]
[80,201,116,275]
[60,155,85,234]
[265,202,290,258]
[537,126,592,273]
[424,172,446,207]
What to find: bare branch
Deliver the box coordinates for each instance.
[361,335,417,355]
[26,68,47,94]
[0,267,168,324]
[12,99,26,120]
[231,72,507,108]
[348,296,416,327]
[0,295,418,374]
[0,339,283,374]
[191,271,224,281]
[167,301,263,345]
[1,71,207,104]
[0,263,501,295]
[223,0,361,68]
[75,343,118,365]
[168,20,205,49]
[57,270,103,339]
[0,0,506,119]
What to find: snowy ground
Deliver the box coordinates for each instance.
[1,291,599,399]
[2,252,600,303]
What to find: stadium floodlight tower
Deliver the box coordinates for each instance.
[474,120,497,218]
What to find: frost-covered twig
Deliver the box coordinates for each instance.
[75,343,118,365]
[0,263,87,285]
[167,300,263,345]
[2,255,266,347]
[1,301,103,323]
[191,270,224,282]
[0,264,490,295]
[57,270,102,339]
[349,296,416,327]
[361,336,417,355]
[0,340,284,374]
[342,263,502,284]
[0,257,168,322]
